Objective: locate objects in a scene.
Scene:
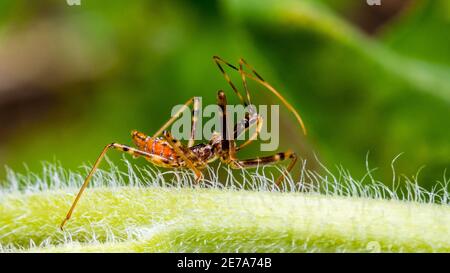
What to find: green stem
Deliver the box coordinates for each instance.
[1,186,449,252]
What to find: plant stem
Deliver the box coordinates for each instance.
[1,186,449,252]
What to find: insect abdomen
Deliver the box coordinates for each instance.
[147,138,176,159]
[132,130,180,165]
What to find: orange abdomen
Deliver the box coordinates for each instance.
[132,130,177,160]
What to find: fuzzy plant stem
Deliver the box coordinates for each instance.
[1,185,450,252]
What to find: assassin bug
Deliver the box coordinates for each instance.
[60,56,307,230]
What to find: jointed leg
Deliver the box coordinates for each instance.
[213,57,268,154]
[240,59,307,135]
[213,56,261,106]
[217,90,237,161]
[227,150,298,186]
[162,130,203,182]
[218,89,262,156]
[151,96,204,181]
[277,151,298,186]
[213,56,249,106]
[238,58,265,82]
[213,57,303,185]
[153,97,195,138]
[238,59,252,105]
[153,96,200,147]
[234,58,262,149]
[188,97,201,148]
[233,111,263,151]
[213,56,307,135]
[60,143,154,230]
[214,56,260,151]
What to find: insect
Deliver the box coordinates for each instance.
[60,56,307,230]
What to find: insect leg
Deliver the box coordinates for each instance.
[238,58,253,105]
[213,56,249,106]
[188,97,201,148]
[218,91,262,157]
[234,58,263,150]
[217,90,237,161]
[214,57,261,151]
[235,114,264,151]
[60,143,153,230]
[214,56,307,135]
[162,130,204,183]
[153,97,195,138]
[227,150,298,186]
[241,58,307,135]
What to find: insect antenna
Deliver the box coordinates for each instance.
[213,56,307,135]
[246,69,307,135]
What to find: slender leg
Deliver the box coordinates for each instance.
[238,58,253,105]
[153,97,195,138]
[218,89,262,155]
[235,115,263,151]
[188,97,201,148]
[217,90,237,161]
[60,143,155,230]
[213,56,307,135]
[213,56,249,106]
[213,56,255,106]
[153,96,200,148]
[227,151,298,186]
[234,58,263,149]
[162,130,203,182]
[213,57,269,155]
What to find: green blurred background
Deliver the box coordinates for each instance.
[0,0,448,189]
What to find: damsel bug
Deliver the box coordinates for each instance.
[60,56,307,229]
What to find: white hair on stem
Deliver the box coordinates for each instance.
[0,155,449,252]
